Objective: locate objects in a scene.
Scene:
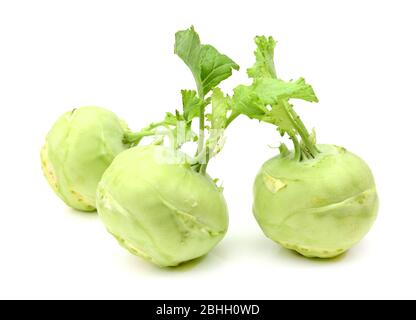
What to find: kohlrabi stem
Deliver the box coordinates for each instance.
[281,100,318,159]
[287,105,319,156]
[287,107,309,138]
[198,114,205,154]
[225,111,239,128]
[270,65,318,159]
[278,102,301,161]
[200,146,209,175]
[290,133,301,161]
[124,121,166,146]
[196,84,207,174]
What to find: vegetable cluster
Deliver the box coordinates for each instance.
[41,27,378,266]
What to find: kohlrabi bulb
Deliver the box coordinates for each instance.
[41,106,129,211]
[96,145,228,267]
[253,144,378,258]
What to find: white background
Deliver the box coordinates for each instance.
[1,0,415,300]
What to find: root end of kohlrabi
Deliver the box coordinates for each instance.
[276,240,347,259]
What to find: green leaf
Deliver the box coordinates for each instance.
[174,26,202,87]
[231,85,268,119]
[181,90,207,121]
[200,45,239,95]
[174,26,239,97]
[247,36,277,79]
[206,88,230,159]
[230,77,317,135]
[210,88,230,129]
[268,102,295,134]
[253,78,319,103]
[239,34,319,158]
[163,112,178,126]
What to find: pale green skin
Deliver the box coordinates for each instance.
[96,145,229,267]
[253,144,378,258]
[41,106,128,211]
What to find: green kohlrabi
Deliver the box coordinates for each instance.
[233,36,378,258]
[96,27,239,267]
[97,145,228,267]
[41,106,133,211]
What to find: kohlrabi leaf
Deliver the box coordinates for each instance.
[181,90,207,121]
[199,45,239,95]
[231,85,290,137]
[231,77,318,135]
[174,26,239,97]
[247,36,277,79]
[243,34,320,159]
[268,102,296,134]
[232,34,318,144]
[206,88,229,159]
[164,112,178,126]
[232,85,268,119]
[174,26,202,91]
[210,88,230,130]
[253,78,319,103]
